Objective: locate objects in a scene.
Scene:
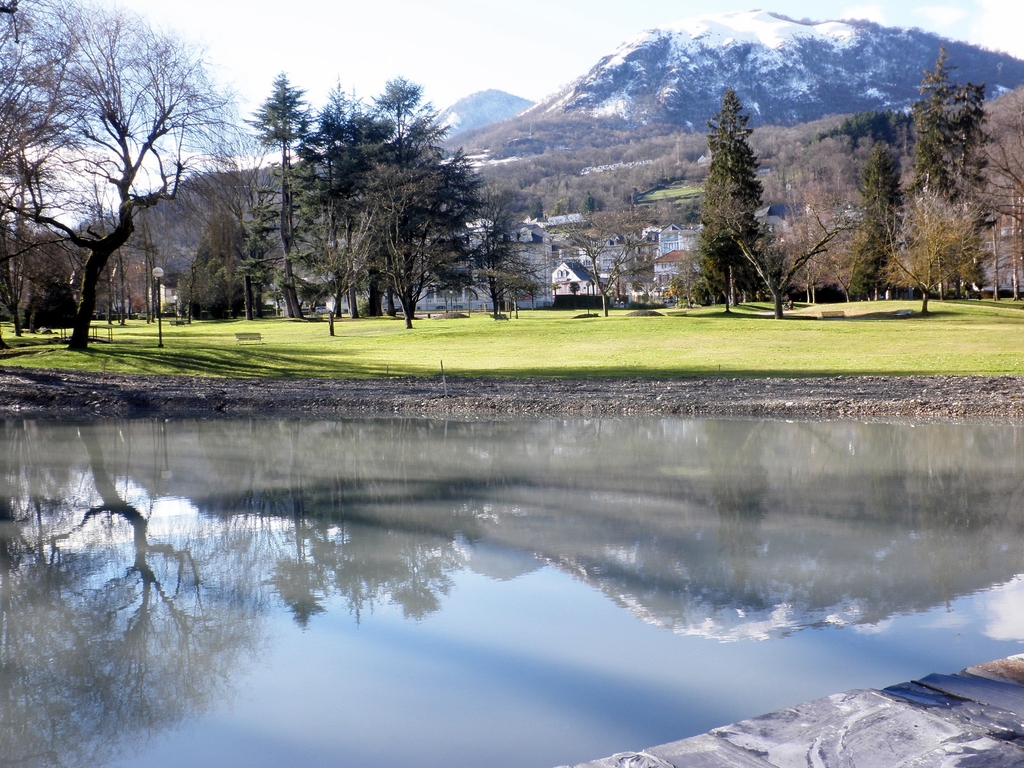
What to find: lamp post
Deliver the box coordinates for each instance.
[152,267,164,348]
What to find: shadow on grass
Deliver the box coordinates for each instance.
[5,344,973,379]
[45,344,370,378]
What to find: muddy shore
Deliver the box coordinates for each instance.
[2,368,1022,421]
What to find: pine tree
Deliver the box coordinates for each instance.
[296,86,387,319]
[363,79,480,329]
[251,73,311,318]
[911,46,987,203]
[852,143,903,296]
[699,88,763,310]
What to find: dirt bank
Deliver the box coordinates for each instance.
[2,369,1022,421]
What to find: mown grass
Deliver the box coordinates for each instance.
[638,184,703,203]
[1,300,1023,379]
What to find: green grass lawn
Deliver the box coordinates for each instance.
[1,300,1023,379]
[637,184,703,203]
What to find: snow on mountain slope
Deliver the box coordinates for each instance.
[525,10,1024,127]
[659,10,856,50]
[439,89,534,136]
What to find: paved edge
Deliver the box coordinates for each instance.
[559,654,1024,768]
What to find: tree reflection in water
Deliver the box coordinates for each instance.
[0,426,265,768]
[2,418,1024,766]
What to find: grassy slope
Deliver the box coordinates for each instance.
[1,301,1023,379]
[638,184,703,203]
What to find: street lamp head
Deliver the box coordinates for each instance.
[152,267,164,279]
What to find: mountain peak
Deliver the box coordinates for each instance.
[526,11,1024,127]
[439,89,533,136]
[656,10,857,50]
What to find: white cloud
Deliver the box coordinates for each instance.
[840,5,887,24]
[985,577,1024,641]
[970,0,1024,58]
[914,4,970,27]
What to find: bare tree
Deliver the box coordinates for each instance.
[2,1,229,348]
[985,87,1024,300]
[556,209,653,316]
[471,187,533,318]
[887,192,984,314]
[732,199,853,319]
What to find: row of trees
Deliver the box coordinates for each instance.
[0,1,536,348]
[6,2,1024,348]
[697,47,1024,318]
[0,0,229,348]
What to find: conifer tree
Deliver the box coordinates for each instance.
[297,86,387,319]
[362,79,480,329]
[852,143,903,296]
[699,88,763,310]
[911,46,987,203]
[251,73,310,318]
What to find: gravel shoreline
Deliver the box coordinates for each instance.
[2,368,1023,421]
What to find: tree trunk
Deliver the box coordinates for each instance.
[772,289,784,319]
[993,227,1000,301]
[144,250,152,324]
[119,255,127,324]
[366,280,380,316]
[385,287,396,317]
[921,290,930,315]
[724,266,733,313]
[69,247,117,349]
[244,274,254,320]
[399,291,416,329]
[281,258,302,318]
[601,291,608,317]
[106,268,113,325]
[349,285,359,319]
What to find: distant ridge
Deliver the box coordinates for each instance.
[439,89,534,135]
[522,10,1024,127]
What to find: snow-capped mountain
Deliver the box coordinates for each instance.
[439,89,533,135]
[527,10,1024,127]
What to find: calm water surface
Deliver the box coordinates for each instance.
[2,418,1024,768]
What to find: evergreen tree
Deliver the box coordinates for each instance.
[699,88,763,310]
[296,86,387,319]
[363,79,480,329]
[251,73,311,318]
[852,143,903,296]
[910,46,987,203]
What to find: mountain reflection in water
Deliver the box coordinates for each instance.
[1,418,1024,768]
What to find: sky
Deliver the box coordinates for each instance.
[105,0,1024,115]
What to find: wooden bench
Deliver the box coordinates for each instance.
[894,309,912,317]
[58,325,114,342]
[234,332,263,344]
[819,310,846,319]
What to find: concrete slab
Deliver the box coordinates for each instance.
[647,734,772,766]
[917,673,1024,715]
[559,658,1024,768]
[712,689,1023,767]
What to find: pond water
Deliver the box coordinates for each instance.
[2,417,1024,768]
